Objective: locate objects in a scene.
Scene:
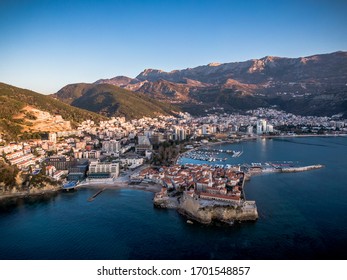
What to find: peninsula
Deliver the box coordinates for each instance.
[135,164,258,225]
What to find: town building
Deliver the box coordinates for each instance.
[88,161,119,177]
[102,140,120,153]
[136,134,152,154]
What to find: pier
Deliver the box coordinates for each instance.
[87,188,105,202]
[280,164,324,172]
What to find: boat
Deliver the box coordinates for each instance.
[186,220,194,224]
[232,146,243,157]
[232,151,241,157]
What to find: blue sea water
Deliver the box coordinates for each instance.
[0,136,346,260]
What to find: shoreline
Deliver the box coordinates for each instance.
[1,134,338,204]
[0,187,61,202]
[210,133,347,144]
[177,133,345,164]
[0,182,161,205]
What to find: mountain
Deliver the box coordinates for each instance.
[94,76,135,87]
[135,52,347,85]
[136,80,193,103]
[53,83,179,119]
[96,51,347,116]
[0,82,107,141]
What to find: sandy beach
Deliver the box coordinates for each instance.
[76,182,162,193]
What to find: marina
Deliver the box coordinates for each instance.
[178,142,322,175]
[181,147,243,162]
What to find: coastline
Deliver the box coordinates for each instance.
[0,136,345,260]
[0,186,61,202]
[209,133,347,144]
[0,183,162,206]
[0,188,61,210]
[177,133,345,164]
[1,134,337,204]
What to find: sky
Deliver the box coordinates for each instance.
[1,0,347,94]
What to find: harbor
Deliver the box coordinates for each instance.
[177,140,323,176]
[180,147,243,163]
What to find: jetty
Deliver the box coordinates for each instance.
[280,164,324,172]
[245,162,324,174]
[87,188,105,202]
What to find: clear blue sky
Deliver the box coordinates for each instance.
[1,0,346,93]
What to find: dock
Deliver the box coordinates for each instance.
[87,188,105,202]
[62,181,78,191]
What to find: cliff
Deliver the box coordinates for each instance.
[178,195,258,225]
[153,195,179,209]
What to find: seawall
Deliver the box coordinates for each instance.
[177,194,258,225]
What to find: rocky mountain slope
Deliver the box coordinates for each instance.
[0,83,107,141]
[96,51,347,116]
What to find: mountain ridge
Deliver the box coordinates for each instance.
[93,51,347,116]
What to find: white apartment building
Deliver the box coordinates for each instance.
[256,119,267,134]
[120,157,144,167]
[89,161,119,177]
[102,140,120,153]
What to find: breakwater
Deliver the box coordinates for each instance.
[280,164,324,172]
[87,188,105,202]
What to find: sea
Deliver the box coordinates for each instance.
[0,136,346,260]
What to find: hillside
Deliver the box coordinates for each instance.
[95,51,347,116]
[0,82,107,140]
[54,83,179,119]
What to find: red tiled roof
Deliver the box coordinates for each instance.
[200,192,240,201]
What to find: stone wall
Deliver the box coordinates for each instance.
[178,194,258,224]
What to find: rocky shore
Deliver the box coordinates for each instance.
[154,192,258,225]
[153,195,180,209]
[178,195,258,225]
[0,184,61,202]
[0,185,61,210]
